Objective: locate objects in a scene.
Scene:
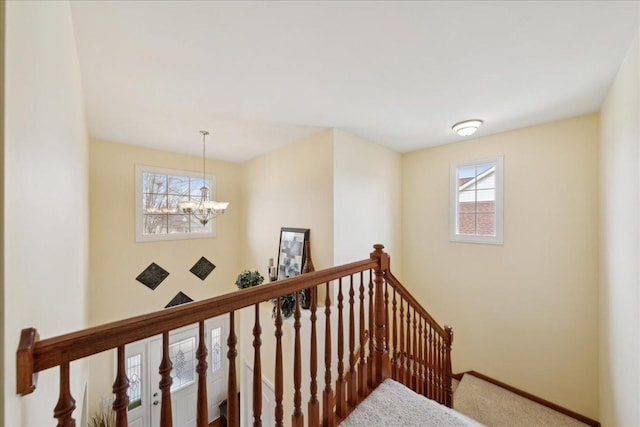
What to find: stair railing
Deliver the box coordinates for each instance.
[385,270,454,407]
[16,244,452,426]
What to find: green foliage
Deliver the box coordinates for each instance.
[88,407,115,427]
[235,270,264,289]
[272,291,306,319]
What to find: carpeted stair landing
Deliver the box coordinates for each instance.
[453,374,589,427]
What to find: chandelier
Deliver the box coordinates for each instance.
[179,130,229,225]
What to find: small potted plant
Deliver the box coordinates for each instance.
[272,291,306,320]
[88,407,115,427]
[235,270,264,289]
[236,270,264,326]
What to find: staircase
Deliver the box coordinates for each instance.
[453,372,600,427]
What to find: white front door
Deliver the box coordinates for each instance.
[149,326,199,427]
[124,340,148,427]
[124,317,229,427]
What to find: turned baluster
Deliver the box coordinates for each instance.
[253,304,263,427]
[227,313,239,427]
[348,275,357,408]
[159,331,173,427]
[384,279,389,352]
[367,271,374,390]
[112,346,129,427]
[398,297,405,384]
[322,282,334,427]
[308,286,320,427]
[275,298,284,427]
[441,334,447,404]
[411,307,420,390]
[444,325,454,408]
[418,318,425,397]
[391,287,397,379]
[428,325,434,400]
[424,321,431,398]
[423,322,429,398]
[434,333,439,402]
[404,304,414,388]
[437,334,443,403]
[424,324,430,399]
[53,361,75,427]
[440,337,447,404]
[336,278,346,417]
[292,293,304,427]
[415,317,421,395]
[358,272,367,397]
[196,321,209,427]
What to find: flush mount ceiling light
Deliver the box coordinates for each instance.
[452,119,483,137]
[179,130,229,225]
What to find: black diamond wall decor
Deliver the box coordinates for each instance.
[165,291,194,308]
[136,262,169,290]
[190,256,216,281]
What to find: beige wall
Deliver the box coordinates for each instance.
[240,129,335,276]
[599,30,640,427]
[402,115,600,418]
[333,129,403,272]
[88,139,241,410]
[3,1,90,425]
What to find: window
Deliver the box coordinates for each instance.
[135,165,217,242]
[450,157,503,244]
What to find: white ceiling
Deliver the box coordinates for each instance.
[69,1,639,162]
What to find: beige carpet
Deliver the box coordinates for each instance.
[453,374,588,427]
[340,378,482,427]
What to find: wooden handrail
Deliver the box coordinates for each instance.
[386,271,447,339]
[17,258,376,388]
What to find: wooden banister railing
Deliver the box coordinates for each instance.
[16,244,453,426]
[386,270,454,407]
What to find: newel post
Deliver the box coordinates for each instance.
[444,325,454,408]
[370,244,390,385]
[16,328,39,395]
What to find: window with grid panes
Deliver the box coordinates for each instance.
[450,157,503,244]
[135,165,217,242]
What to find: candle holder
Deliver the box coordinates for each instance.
[268,258,278,282]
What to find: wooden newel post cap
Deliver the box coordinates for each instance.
[370,244,388,272]
[445,325,454,344]
[16,327,39,395]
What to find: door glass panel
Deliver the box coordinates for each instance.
[169,337,196,392]
[211,327,222,373]
[127,353,143,410]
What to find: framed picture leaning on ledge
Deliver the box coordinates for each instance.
[277,227,309,280]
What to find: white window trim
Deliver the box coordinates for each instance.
[135,164,218,242]
[449,156,504,245]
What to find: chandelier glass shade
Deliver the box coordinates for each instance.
[179,130,229,225]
